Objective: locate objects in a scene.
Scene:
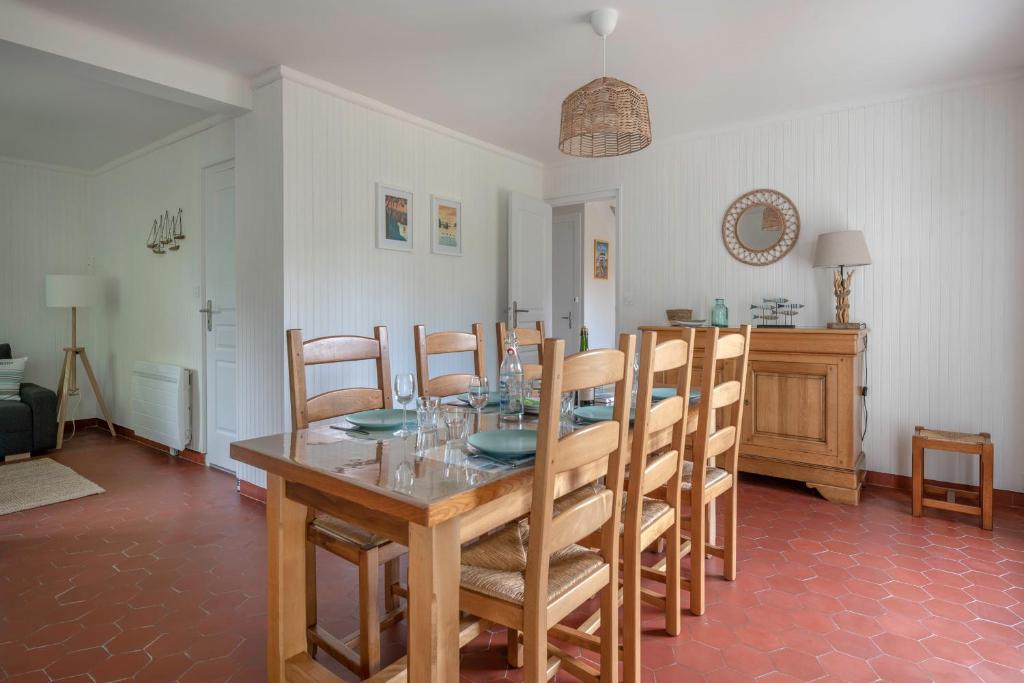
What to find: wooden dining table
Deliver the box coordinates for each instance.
[231,404,699,683]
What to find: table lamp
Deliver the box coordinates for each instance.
[45,274,116,446]
[813,230,871,329]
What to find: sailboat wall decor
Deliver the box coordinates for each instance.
[146,209,185,255]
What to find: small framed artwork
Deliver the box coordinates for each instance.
[376,183,414,252]
[431,195,462,256]
[594,239,609,279]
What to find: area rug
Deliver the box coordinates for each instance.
[0,458,105,515]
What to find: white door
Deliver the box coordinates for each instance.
[551,211,583,347]
[202,161,237,473]
[507,192,552,339]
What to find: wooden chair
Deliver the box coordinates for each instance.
[413,323,486,398]
[554,329,697,682]
[458,334,636,681]
[286,327,406,678]
[912,426,994,530]
[683,325,751,615]
[495,320,545,380]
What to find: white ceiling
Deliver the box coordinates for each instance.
[12,0,1024,164]
[0,40,213,169]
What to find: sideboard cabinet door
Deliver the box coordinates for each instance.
[741,360,839,466]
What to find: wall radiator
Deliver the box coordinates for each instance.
[131,361,191,451]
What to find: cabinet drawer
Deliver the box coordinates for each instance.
[742,360,839,464]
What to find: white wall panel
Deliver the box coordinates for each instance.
[233,80,285,489]
[279,76,543,422]
[92,121,234,452]
[0,160,95,418]
[545,76,1024,491]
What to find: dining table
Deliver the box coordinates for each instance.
[231,398,703,683]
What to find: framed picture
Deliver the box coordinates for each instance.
[431,195,462,256]
[376,183,414,252]
[594,239,609,279]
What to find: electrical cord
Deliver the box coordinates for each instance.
[861,335,869,442]
[65,393,82,442]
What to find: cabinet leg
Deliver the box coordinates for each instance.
[807,482,861,506]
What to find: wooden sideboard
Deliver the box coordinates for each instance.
[640,326,867,505]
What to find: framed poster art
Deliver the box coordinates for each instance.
[376,183,414,252]
[431,195,462,256]
[594,239,609,279]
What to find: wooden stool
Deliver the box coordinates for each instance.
[912,426,994,530]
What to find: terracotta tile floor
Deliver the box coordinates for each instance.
[2,430,1024,682]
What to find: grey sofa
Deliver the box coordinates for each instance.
[0,343,57,458]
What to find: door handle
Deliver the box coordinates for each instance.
[199,299,214,332]
[512,300,529,328]
[560,310,573,328]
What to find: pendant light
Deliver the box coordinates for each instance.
[559,8,652,158]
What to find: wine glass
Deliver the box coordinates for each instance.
[394,373,416,437]
[468,376,489,426]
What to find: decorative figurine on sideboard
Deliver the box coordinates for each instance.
[751,298,804,328]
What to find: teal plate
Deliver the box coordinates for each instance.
[574,405,636,423]
[468,429,537,458]
[346,409,415,431]
[458,391,501,406]
[652,388,702,404]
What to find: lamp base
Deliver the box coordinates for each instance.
[827,321,866,330]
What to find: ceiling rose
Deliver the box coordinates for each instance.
[559,8,652,158]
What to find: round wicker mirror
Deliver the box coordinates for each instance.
[722,189,800,266]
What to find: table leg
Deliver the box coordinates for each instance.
[407,517,461,682]
[267,474,310,683]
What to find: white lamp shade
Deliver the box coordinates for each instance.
[46,274,101,308]
[813,230,871,268]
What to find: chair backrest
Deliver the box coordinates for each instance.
[627,328,695,527]
[413,323,486,398]
[495,321,545,381]
[691,326,752,481]
[286,327,393,430]
[526,333,635,623]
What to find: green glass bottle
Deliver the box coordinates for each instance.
[577,325,593,403]
[711,298,729,327]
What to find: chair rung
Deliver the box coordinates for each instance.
[307,625,360,675]
[922,498,982,516]
[548,642,598,683]
[706,544,725,559]
[640,587,666,609]
[549,623,601,652]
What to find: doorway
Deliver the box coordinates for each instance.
[201,161,237,473]
[548,192,619,352]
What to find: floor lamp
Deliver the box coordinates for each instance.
[46,274,116,447]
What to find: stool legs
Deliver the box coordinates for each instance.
[912,438,924,518]
[981,444,994,531]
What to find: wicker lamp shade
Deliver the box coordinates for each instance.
[559,76,652,158]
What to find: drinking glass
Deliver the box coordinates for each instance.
[560,392,576,437]
[443,405,469,442]
[416,427,439,453]
[416,395,440,432]
[467,376,489,423]
[393,373,416,437]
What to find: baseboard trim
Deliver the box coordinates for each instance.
[865,470,1023,508]
[73,421,206,466]
[239,480,267,503]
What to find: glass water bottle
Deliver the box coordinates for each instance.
[710,298,729,327]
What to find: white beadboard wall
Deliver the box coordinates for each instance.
[233,79,285,489]
[545,76,1024,491]
[232,72,544,488]
[0,159,97,418]
[91,121,235,452]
